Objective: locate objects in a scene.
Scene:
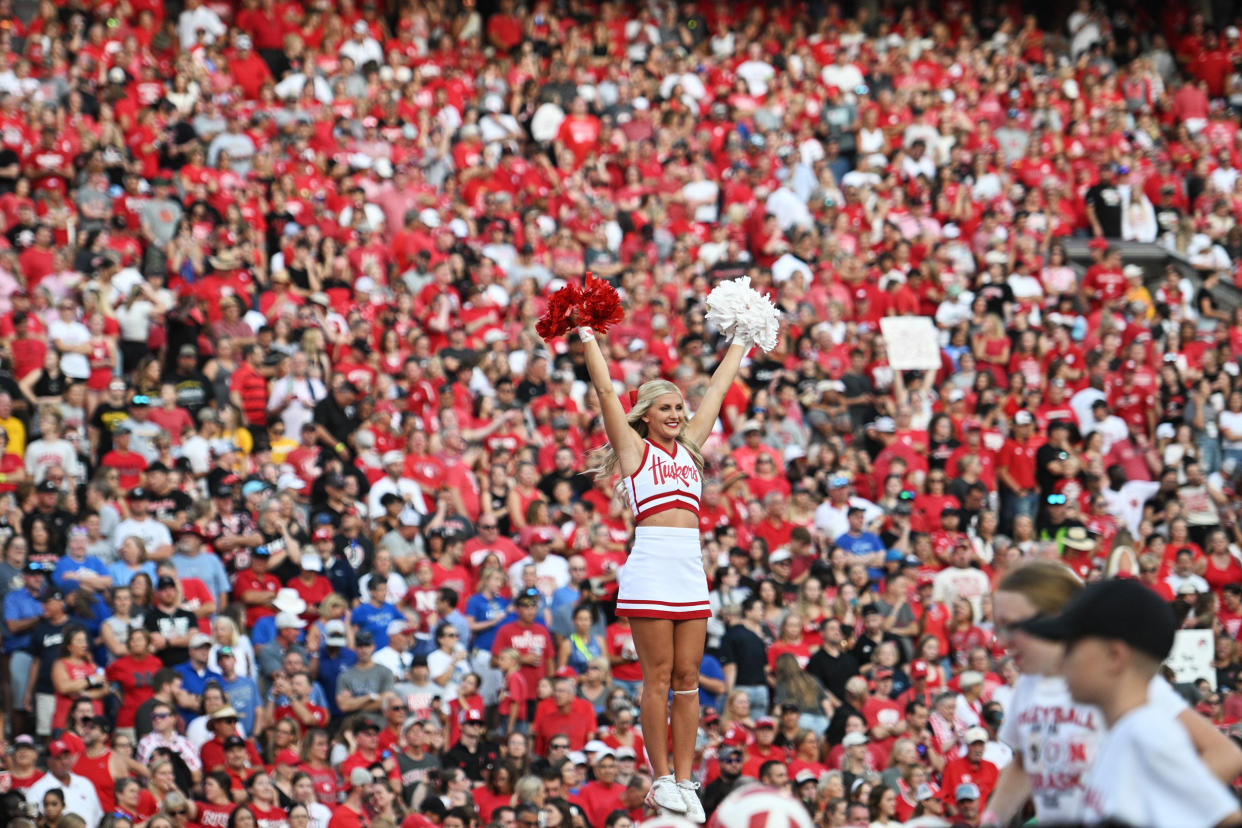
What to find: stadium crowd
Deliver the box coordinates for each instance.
[0,0,1240,826]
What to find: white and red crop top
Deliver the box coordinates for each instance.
[624,439,702,521]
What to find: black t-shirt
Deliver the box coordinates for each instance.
[313,396,360,454]
[975,281,1014,318]
[144,605,199,667]
[89,402,128,457]
[850,631,902,669]
[1034,443,1070,495]
[515,378,546,406]
[28,618,68,694]
[147,488,192,527]
[1085,183,1124,237]
[718,624,768,686]
[1154,204,1182,235]
[170,371,214,416]
[805,647,860,702]
[442,739,498,782]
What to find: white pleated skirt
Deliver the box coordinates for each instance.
[616,526,711,620]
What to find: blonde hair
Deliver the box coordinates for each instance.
[997,559,1083,615]
[585,380,705,503]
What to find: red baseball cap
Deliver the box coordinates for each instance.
[917,573,935,588]
[276,749,301,766]
[722,724,748,746]
[910,659,930,679]
[47,739,74,758]
[463,709,485,723]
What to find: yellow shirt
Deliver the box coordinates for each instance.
[2,416,25,457]
[269,435,298,464]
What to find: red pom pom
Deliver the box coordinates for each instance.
[578,274,624,331]
[536,273,623,339]
[535,282,581,340]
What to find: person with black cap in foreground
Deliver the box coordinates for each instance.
[1020,578,1242,826]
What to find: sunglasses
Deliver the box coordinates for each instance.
[168,810,189,817]
[153,712,172,719]
[551,742,569,750]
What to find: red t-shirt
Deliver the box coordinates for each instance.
[605,623,642,682]
[491,621,553,695]
[191,800,236,828]
[531,697,598,755]
[106,653,164,727]
[233,569,282,628]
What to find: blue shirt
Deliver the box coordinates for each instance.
[222,674,261,733]
[171,552,231,602]
[699,654,724,711]
[465,593,509,651]
[250,615,277,647]
[108,560,158,589]
[316,647,358,718]
[52,556,110,593]
[835,530,887,578]
[175,662,225,718]
[3,587,42,653]
[351,601,404,649]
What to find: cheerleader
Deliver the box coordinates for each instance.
[539,278,774,821]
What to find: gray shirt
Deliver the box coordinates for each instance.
[337,661,395,702]
[140,197,184,247]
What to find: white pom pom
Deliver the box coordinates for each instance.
[704,276,781,352]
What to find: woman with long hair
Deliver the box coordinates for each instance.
[986,560,1242,825]
[557,603,605,674]
[772,653,833,734]
[571,309,748,820]
[50,624,106,730]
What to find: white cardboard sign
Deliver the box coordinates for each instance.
[1165,629,1216,691]
[880,316,942,371]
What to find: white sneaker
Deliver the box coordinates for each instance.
[678,779,706,823]
[646,775,688,814]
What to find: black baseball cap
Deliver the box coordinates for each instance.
[223,735,247,750]
[157,575,178,590]
[1019,577,1176,661]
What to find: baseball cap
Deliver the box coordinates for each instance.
[842,733,869,748]
[769,549,792,564]
[616,746,636,760]
[910,660,929,679]
[157,575,178,590]
[1018,577,1177,661]
[324,620,348,647]
[755,716,775,729]
[795,770,818,785]
[463,708,485,724]
[1013,410,1034,426]
[956,783,980,803]
[300,553,322,571]
[223,735,247,750]
[36,479,58,493]
[387,619,416,637]
[47,739,74,757]
[964,727,989,744]
[356,629,375,646]
[959,670,984,688]
[348,767,373,789]
[352,717,381,734]
[276,749,300,765]
[189,632,212,649]
[40,588,65,603]
[11,734,36,753]
[382,450,404,466]
[313,526,335,542]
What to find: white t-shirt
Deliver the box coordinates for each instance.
[998,673,1187,824]
[1219,409,1242,450]
[1081,700,1236,826]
